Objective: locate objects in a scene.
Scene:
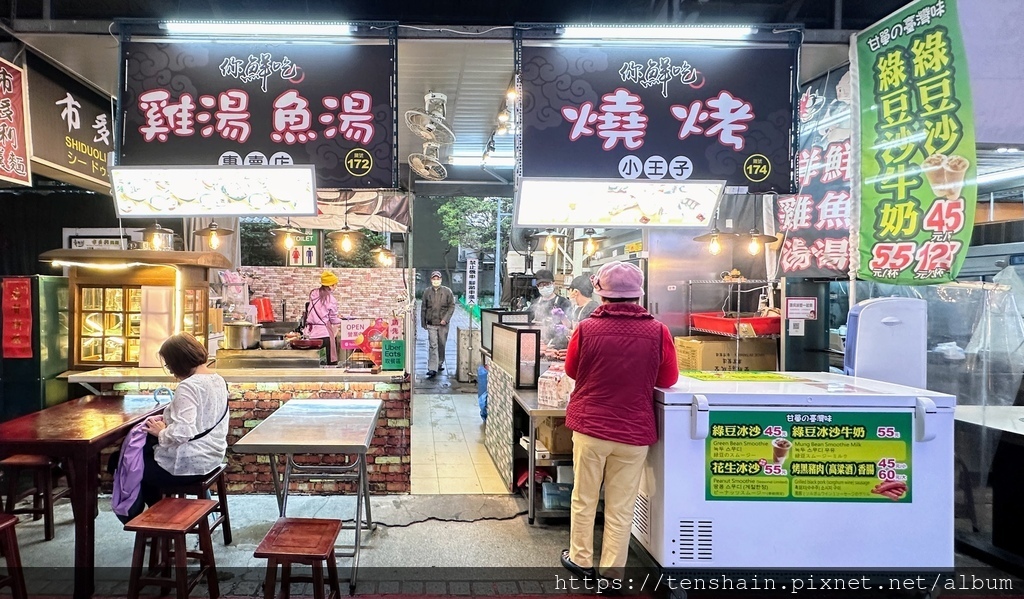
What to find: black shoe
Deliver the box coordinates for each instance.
[560,549,597,580]
[426,370,437,378]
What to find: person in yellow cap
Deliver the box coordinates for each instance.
[304,271,343,365]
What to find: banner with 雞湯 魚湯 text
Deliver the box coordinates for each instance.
[853,0,976,284]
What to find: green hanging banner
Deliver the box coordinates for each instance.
[853,0,976,284]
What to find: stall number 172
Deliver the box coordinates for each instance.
[877,426,900,439]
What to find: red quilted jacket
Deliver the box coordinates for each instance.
[564,302,679,446]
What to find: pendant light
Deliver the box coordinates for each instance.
[326,199,360,254]
[579,228,607,258]
[693,218,730,255]
[135,221,175,251]
[744,194,776,256]
[532,228,567,255]
[193,222,234,250]
[270,218,303,250]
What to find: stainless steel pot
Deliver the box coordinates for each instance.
[223,321,262,349]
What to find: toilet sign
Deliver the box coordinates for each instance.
[286,232,320,267]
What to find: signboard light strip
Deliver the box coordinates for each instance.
[560,25,756,40]
[160,21,356,37]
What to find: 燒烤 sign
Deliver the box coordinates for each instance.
[521,44,795,191]
[119,41,396,189]
[853,0,976,283]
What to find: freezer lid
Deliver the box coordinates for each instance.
[656,371,955,409]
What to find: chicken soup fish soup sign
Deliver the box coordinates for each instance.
[853,0,976,284]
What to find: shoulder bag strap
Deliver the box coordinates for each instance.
[189,382,229,442]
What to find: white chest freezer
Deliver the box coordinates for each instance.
[633,372,954,571]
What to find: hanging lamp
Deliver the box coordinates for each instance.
[743,194,776,256]
[135,221,175,251]
[193,222,234,250]
[326,199,361,254]
[579,228,607,258]
[532,228,567,255]
[270,218,303,251]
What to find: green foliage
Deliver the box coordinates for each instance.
[435,196,512,253]
[324,230,386,268]
[239,222,280,266]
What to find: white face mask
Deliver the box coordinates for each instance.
[538,285,554,297]
[431,279,442,287]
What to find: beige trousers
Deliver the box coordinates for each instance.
[569,431,648,576]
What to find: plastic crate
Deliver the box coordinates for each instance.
[690,312,781,337]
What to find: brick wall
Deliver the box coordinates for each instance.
[109,380,412,494]
[240,267,411,322]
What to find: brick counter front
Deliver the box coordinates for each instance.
[98,376,411,494]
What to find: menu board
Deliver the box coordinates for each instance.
[706,410,912,502]
[110,165,316,217]
[516,178,723,228]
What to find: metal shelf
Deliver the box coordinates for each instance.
[690,326,780,340]
[689,279,777,285]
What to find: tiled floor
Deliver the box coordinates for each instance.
[411,393,508,495]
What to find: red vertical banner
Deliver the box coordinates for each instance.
[0,57,31,186]
[2,278,34,358]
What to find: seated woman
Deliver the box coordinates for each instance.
[138,333,229,512]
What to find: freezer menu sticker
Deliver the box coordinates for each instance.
[705,411,912,502]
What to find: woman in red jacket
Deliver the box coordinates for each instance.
[560,261,678,581]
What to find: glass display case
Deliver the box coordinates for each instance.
[76,284,208,367]
[492,323,541,388]
[78,285,142,365]
[480,309,530,354]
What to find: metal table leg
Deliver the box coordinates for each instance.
[528,414,536,525]
[282,454,294,516]
[269,454,284,516]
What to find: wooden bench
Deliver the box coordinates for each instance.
[0,514,26,599]
[160,463,232,545]
[124,497,219,599]
[1,454,69,541]
[255,518,342,599]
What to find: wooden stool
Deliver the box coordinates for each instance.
[0,514,26,599]
[1,455,69,541]
[124,497,219,599]
[255,518,342,599]
[161,464,233,544]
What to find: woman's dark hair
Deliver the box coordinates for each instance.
[158,333,208,379]
[604,297,640,303]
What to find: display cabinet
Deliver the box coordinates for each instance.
[480,308,530,354]
[40,249,231,370]
[492,323,541,388]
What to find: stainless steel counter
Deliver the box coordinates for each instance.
[66,367,405,384]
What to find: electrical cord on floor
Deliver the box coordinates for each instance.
[335,510,529,528]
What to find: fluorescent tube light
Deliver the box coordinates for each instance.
[449,155,516,167]
[561,25,756,41]
[160,21,356,37]
[977,166,1024,186]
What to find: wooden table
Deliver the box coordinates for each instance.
[0,394,169,599]
[232,398,382,593]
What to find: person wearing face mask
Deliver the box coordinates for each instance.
[529,269,573,326]
[421,271,455,378]
[567,275,599,328]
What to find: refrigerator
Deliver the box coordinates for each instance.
[633,372,955,572]
[0,276,70,422]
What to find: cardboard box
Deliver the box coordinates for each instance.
[674,335,778,372]
[537,417,574,455]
